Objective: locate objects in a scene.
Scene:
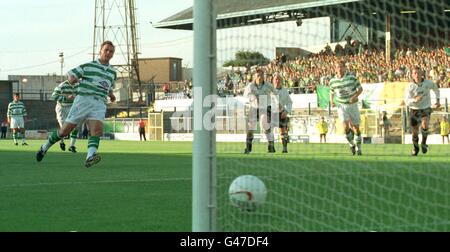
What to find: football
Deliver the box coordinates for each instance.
[228,175,267,211]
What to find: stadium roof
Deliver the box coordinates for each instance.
[154,0,360,30]
[154,0,449,37]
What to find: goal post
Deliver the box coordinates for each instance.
[192,0,217,232]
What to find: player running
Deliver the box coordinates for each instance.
[51,80,79,153]
[36,41,117,167]
[244,68,276,154]
[404,66,440,156]
[329,61,363,156]
[272,73,292,153]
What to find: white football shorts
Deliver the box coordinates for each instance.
[55,103,72,127]
[337,102,361,125]
[10,117,24,129]
[65,95,107,125]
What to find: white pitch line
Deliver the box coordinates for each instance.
[0,177,192,188]
[1,170,444,189]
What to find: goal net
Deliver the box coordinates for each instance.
[203,0,450,231]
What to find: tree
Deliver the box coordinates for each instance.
[223,50,270,67]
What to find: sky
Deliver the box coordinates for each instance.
[0,0,193,80]
[0,0,337,81]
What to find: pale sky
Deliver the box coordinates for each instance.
[0,0,193,80]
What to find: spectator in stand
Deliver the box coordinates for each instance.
[219,45,446,100]
[163,83,170,96]
[280,53,287,64]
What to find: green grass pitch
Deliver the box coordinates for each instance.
[0,140,448,231]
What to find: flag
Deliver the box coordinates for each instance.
[362,99,371,109]
[316,85,330,109]
[445,47,450,56]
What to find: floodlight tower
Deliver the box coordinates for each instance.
[93,0,143,103]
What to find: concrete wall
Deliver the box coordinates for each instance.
[0,81,13,120]
[22,100,58,130]
[137,57,182,83]
[8,75,62,93]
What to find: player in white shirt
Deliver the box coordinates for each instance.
[243,69,276,153]
[404,66,440,156]
[272,73,293,153]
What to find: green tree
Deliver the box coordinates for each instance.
[223,50,270,67]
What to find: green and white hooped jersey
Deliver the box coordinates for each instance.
[7,101,27,117]
[68,59,116,103]
[330,74,362,104]
[51,80,78,106]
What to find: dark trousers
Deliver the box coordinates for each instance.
[0,127,6,139]
[139,128,146,141]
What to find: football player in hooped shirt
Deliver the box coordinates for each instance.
[37,41,117,167]
[329,61,363,156]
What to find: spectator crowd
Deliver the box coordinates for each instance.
[216,41,449,97]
